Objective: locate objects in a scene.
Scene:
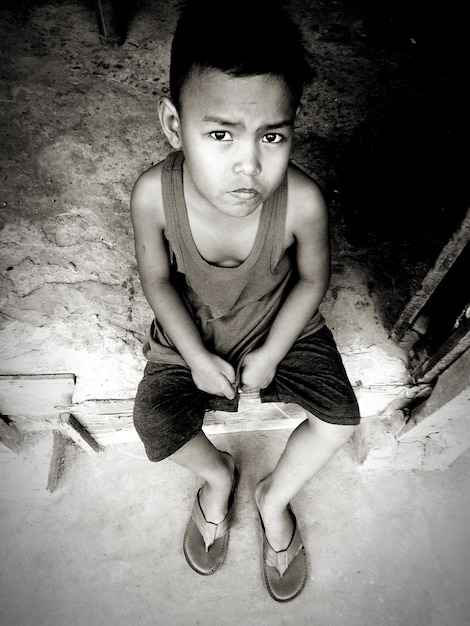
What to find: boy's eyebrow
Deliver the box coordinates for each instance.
[264,120,295,130]
[202,116,239,127]
[202,115,294,130]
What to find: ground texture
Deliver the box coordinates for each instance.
[1,1,470,624]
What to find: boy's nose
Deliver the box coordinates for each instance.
[233,142,261,176]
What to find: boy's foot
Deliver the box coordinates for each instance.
[255,477,295,551]
[198,451,236,524]
[255,479,308,602]
[183,453,239,575]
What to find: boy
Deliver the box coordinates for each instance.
[131,0,360,602]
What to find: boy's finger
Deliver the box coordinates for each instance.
[223,389,236,400]
[220,361,236,384]
[221,375,236,399]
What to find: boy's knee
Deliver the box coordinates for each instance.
[305,412,357,447]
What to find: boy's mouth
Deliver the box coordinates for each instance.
[230,188,259,200]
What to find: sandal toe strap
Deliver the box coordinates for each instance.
[264,521,303,578]
[192,491,231,551]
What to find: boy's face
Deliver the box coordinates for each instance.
[173,68,297,219]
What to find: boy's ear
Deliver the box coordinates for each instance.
[158,96,182,149]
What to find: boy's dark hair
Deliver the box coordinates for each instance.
[169,0,313,111]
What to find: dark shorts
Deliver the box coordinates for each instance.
[133,325,361,462]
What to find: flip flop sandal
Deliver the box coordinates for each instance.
[183,466,240,575]
[259,505,308,602]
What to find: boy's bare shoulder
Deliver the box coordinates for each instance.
[286,162,327,229]
[130,161,166,228]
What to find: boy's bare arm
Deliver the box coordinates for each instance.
[131,168,236,399]
[240,168,330,391]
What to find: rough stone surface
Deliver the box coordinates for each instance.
[0,2,468,412]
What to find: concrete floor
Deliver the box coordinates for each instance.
[1,1,470,624]
[1,431,470,625]
[2,0,468,404]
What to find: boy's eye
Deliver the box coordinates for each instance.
[210,131,232,141]
[263,133,283,144]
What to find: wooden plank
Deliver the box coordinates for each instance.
[0,415,24,453]
[204,416,304,434]
[47,430,68,493]
[0,374,76,418]
[69,398,134,445]
[204,396,306,433]
[92,428,141,446]
[94,0,127,45]
[414,319,470,383]
[68,414,102,453]
[68,393,306,443]
[398,387,470,448]
[68,384,419,446]
[70,399,134,429]
[0,414,57,433]
[391,208,470,341]
[57,413,102,453]
[398,346,470,440]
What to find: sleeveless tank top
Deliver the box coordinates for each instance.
[143,151,324,377]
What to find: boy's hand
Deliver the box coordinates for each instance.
[240,348,277,393]
[190,352,237,400]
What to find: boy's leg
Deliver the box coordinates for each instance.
[257,326,360,551]
[170,431,236,524]
[133,361,236,524]
[134,360,238,574]
[255,415,356,550]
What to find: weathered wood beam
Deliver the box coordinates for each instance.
[47,430,69,492]
[57,413,102,454]
[0,414,24,454]
[391,207,470,342]
[0,374,76,418]
[413,316,470,383]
